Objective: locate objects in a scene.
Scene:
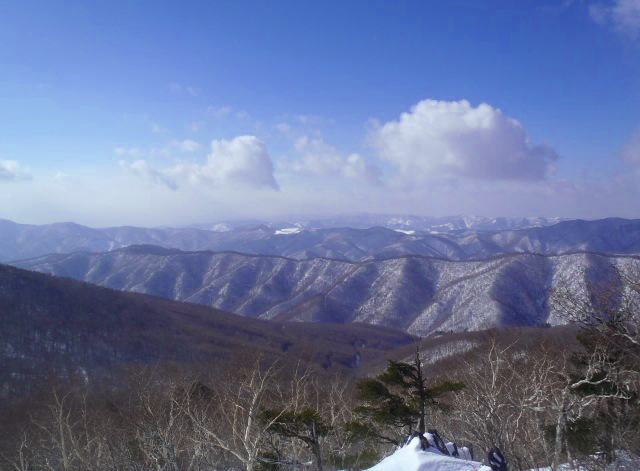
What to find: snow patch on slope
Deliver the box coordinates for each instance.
[275,227,302,235]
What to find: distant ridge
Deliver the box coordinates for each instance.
[13,248,640,336]
[2,217,640,263]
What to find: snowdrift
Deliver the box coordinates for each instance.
[366,436,492,471]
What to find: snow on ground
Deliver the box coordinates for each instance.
[275,227,302,235]
[366,437,491,471]
[394,229,416,235]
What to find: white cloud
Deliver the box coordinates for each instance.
[0,160,31,182]
[369,99,558,184]
[119,159,178,190]
[169,139,202,153]
[590,0,640,39]
[201,136,278,189]
[120,136,278,191]
[289,136,381,184]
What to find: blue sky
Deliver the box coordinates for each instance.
[1,0,639,226]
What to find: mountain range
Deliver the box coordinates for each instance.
[187,214,568,233]
[13,246,640,336]
[4,214,639,403]
[3,217,640,263]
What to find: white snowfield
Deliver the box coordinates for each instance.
[366,436,491,471]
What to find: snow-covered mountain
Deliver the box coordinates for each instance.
[187,214,568,233]
[291,214,568,233]
[13,247,639,336]
[2,217,640,263]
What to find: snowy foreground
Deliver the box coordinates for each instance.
[365,436,492,471]
[364,435,640,471]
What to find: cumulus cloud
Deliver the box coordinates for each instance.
[590,0,640,39]
[200,136,278,189]
[369,99,558,184]
[289,136,381,184]
[120,136,278,190]
[0,160,32,182]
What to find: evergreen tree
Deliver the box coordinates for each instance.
[351,348,464,445]
[259,408,330,471]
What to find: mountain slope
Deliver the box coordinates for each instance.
[14,247,640,336]
[0,263,415,401]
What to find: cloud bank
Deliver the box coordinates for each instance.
[369,99,559,184]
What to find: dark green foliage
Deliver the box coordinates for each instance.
[259,408,330,471]
[260,408,331,442]
[353,348,464,444]
[545,416,597,458]
[566,417,597,456]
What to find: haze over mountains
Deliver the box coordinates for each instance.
[6,215,640,337]
[2,215,639,263]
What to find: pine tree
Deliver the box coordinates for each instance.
[259,408,330,471]
[351,347,464,445]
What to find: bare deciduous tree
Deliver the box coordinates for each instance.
[186,356,283,471]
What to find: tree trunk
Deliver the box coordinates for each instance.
[553,400,567,469]
[416,348,426,436]
[310,442,323,471]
